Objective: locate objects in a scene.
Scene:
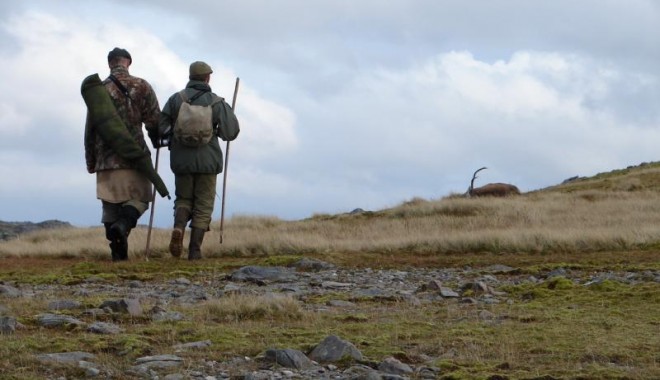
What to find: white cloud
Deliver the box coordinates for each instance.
[2,1,660,226]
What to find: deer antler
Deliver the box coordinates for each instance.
[469,167,488,195]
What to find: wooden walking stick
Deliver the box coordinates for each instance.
[145,146,161,260]
[219,77,240,244]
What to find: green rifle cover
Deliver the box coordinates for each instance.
[81,73,169,198]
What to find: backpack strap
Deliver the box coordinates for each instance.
[178,89,208,104]
[107,74,131,100]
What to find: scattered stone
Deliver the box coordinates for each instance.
[48,299,82,311]
[424,279,444,291]
[130,354,184,374]
[174,340,212,352]
[0,316,17,334]
[230,266,297,283]
[172,277,192,285]
[461,282,491,295]
[0,304,8,315]
[321,281,353,289]
[99,298,143,316]
[264,348,315,369]
[0,284,21,298]
[439,287,460,298]
[35,351,96,365]
[309,335,363,363]
[290,258,336,272]
[37,313,85,328]
[486,265,517,274]
[88,322,123,334]
[378,356,413,375]
[150,305,185,322]
[547,268,567,278]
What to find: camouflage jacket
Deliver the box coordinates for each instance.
[84,65,161,173]
[159,81,240,175]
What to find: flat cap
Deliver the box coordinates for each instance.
[189,61,213,76]
[107,47,132,64]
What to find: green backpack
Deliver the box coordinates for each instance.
[173,90,221,147]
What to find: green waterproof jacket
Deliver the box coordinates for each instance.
[159,81,240,175]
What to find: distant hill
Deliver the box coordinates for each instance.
[0,220,72,241]
[532,161,660,194]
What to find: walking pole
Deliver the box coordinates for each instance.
[219,77,240,244]
[145,147,161,260]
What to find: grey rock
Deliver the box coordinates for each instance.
[172,277,191,285]
[88,322,123,334]
[99,298,142,316]
[264,348,314,369]
[321,281,353,289]
[425,279,443,291]
[231,266,297,283]
[48,299,82,310]
[309,335,363,363]
[35,351,96,364]
[135,354,184,364]
[163,374,185,380]
[290,258,336,272]
[460,281,491,295]
[0,303,8,315]
[37,313,85,328]
[0,284,21,298]
[130,355,184,373]
[0,316,17,334]
[547,268,567,278]
[486,264,517,274]
[378,356,413,375]
[150,305,185,322]
[173,340,212,351]
[439,287,460,298]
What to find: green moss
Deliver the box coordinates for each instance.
[546,277,575,290]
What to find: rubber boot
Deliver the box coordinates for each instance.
[188,227,205,260]
[169,207,191,258]
[109,205,140,261]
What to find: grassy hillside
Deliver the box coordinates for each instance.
[3,161,660,263]
[0,162,659,379]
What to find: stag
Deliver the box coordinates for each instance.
[467,167,520,197]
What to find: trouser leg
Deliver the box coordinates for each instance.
[190,174,217,231]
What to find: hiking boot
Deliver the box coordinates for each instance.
[109,206,140,261]
[188,227,205,260]
[169,228,184,257]
[169,207,191,258]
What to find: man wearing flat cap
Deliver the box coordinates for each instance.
[159,61,240,260]
[84,47,162,261]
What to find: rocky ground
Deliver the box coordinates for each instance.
[1,258,658,379]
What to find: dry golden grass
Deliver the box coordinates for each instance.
[4,189,660,260]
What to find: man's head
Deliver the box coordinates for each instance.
[108,47,132,68]
[189,61,213,82]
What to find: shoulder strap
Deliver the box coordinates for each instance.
[108,74,131,99]
[177,90,189,103]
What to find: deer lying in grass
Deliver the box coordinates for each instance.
[467,167,521,197]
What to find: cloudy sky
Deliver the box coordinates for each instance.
[2,0,660,228]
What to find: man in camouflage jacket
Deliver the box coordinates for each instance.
[159,61,240,260]
[84,47,162,261]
